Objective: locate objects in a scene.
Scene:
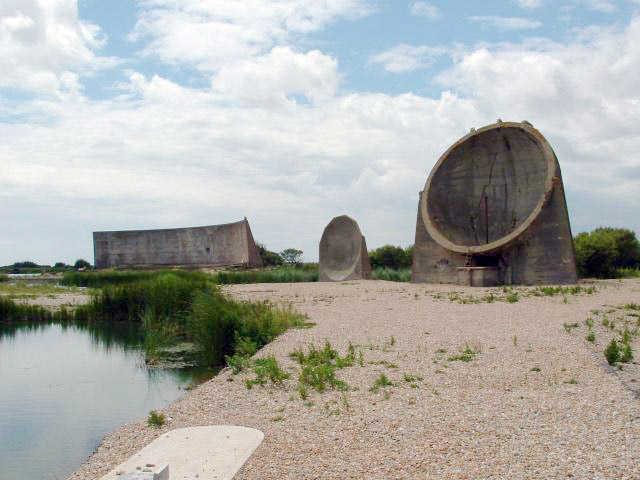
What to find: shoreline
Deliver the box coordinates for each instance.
[70,279,640,479]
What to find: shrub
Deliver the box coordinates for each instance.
[256,243,284,266]
[147,410,165,427]
[280,248,303,265]
[369,245,413,270]
[574,227,640,278]
[604,339,620,365]
[372,267,411,282]
[74,259,92,269]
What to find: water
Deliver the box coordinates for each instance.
[0,322,213,480]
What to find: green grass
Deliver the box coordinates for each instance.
[212,266,318,284]
[447,344,480,362]
[245,355,290,388]
[147,410,165,427]
[289,341,354,394]
[372,267,411,282]
[61,270,210,288]
[369,373,394,392]
[617,267,640,278]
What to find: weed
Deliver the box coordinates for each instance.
[585,318,594,329]
[564,378,578,385]
[620,343,633,363]
[604,339,620,365]
[369,373,394,392]
[298,384,308,400]
[447,343,479,363]
[586,331,596,343]
[292,341,353,393]
[506,293,519,303]
[512,335,518,347]
[358,350,365,367]
[246,356,290,388]
[530,367,541,372]
[408,397,416,405]
[147,410,165,427]
[563,322,579,333]
[271,415,285,422]
[403,373,423,383]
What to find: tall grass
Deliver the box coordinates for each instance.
[617,267,640,278]
[188,290,308,367]
[0,274,8,283]
[212,266,318,284]
[62,270,209,288]
[0,296,75,323]
[372,267,411,282]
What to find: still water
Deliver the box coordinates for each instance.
[0,322,212,480]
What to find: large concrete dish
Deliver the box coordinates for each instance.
[319,215,365,282]
[421,121,557,255]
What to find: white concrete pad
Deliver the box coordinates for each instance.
[100,426,264,480]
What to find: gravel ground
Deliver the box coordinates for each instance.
[69,280,640,480]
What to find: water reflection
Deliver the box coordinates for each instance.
[0,322,215,480]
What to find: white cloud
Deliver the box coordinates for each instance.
[583,0,617,12]
[468,15,542,30]
[0,0,116,96]
[515,0,543,8]
[129,0,372,72]
[211,47,339,106]
[369,43,446,73]
[411,1,441,19]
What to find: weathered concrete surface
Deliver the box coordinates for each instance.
[319,215,372,282]
[94,218,262,269]
[412,121,577,285]
[99,426,264,480]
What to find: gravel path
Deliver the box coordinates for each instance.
[70,280,640,479]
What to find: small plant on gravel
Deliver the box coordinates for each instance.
[564,378,578,385]
[512,335,518,347]
[506,292,519,303]
[563,322,579,333]
[403,373,423,383]
[447,344,479,363]
[369,373,394,392]
[271,415,285,422]
[585,317,594,329]
[604,339,620,365]
[291,341,354,393]
[530,367,541,372]
[586,331,596,343]
[245,355,290,388]
[358,350,365,367]
[620,343,634,363]
[148,410,165,427]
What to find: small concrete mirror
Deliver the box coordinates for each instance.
[319,215,372,282]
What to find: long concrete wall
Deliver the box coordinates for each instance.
[93,219,262,269]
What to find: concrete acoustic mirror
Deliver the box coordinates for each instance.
[412,120,577,286]
[319,215,372,282]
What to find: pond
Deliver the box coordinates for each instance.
[0,322,214,480]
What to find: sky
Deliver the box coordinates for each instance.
[1,0,639,265]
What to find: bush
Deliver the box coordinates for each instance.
[74,259,91,269]
[604,339,620,365]
[372,267,411,282]
[574,230,616,278]
[369,245,413,270]
[256,243,284,267]
[280,248,303,265]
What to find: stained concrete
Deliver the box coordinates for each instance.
[412,120,577,285]
[93,218,262,269]
[99,426,264,480]
[319,215,372,282]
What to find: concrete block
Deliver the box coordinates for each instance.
[100,426,264,480]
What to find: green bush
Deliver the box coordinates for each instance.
[256,243,284,267]
[604,339,620,365]
[574,227,640,278]
[372,267,411,282]
[369,245,413,270]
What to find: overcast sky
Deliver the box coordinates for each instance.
[1,0,639,265]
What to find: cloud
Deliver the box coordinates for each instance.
[369,43,446,73]
[515,0,543,8]
[211,46,339,106]
[411,1,441,19]
[468,15,542,30]
[129,0,373,72]
[0,0,117,96]
[582,0,617,12]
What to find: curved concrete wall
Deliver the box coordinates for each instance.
[94,219,262,269]
[319,215,372,282]
[412,121,577,285]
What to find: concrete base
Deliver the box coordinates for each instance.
[456,267,498,287]
[100,426,264,480]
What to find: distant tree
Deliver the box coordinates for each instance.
[256,243,284,267]
[54,262,67,269]
[573,227,640,278]
[280,248,303,265]
[369,245,413,270]
[12,261,38,268]
[74,259,91,269]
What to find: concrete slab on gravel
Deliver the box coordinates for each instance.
[99,426,264,480]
